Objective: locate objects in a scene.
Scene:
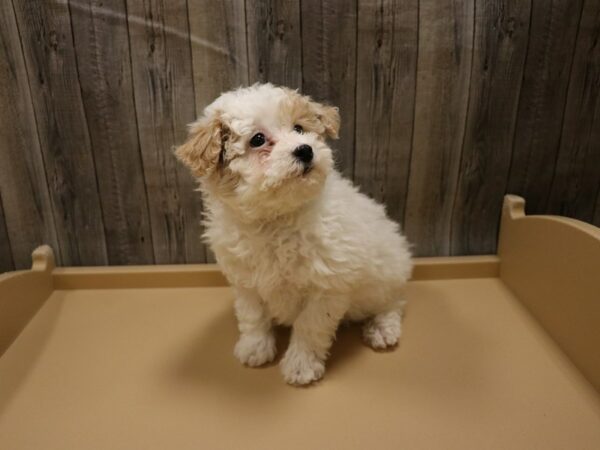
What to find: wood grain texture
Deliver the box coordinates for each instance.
[507,0,584,215]
[0,196,14,273]
[404,0,475,256]
[70,0,155,265]
[11,0,107,267]
[187,0,248,111]
[450,0,532,255]
[0,0,60,269]
[1,1,599,264]
[353,0,418,224]
[547,0,600,225]
[301,0,357,177]
[127,0,207,263]
[246,0,302,88]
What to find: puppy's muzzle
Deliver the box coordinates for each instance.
[293,144,313,171]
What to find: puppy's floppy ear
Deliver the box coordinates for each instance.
[312,102,340,140]
[175,117,225,177]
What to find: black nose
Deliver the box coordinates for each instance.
[293,144,313,164]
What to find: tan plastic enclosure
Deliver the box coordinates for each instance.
[0,195,599,449]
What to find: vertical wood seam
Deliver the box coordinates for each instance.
[9,0,62,263]
[402,0,420,228]
[76,1,128,261]
[505,0,535,198]
[70,0,143,264]
[348,0,357,181]
[351,0,358,181]
[123,0,157,263]
[351,0,359,182]
[449,0,477,255]
[183,0,206,262]
[0,191,15,269]
[545,0,586,212]
[244,0,250,83]
[298,0,304,90]
[66,0,109,263]
[594,181,600,224]
[184,0,198,119]
[517,0,556,196]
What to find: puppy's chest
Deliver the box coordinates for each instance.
[215,224,316,285]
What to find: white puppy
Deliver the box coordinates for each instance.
[176,84,412,385]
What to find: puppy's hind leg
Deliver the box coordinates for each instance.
[233,287,277,367]
[362,301,405,350]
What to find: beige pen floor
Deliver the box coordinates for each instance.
[1,278,599,450]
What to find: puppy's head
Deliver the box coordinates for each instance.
[175,83,339,219]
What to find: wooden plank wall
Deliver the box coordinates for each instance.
[0,0,598,270]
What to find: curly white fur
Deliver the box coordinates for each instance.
[176,84,413,385]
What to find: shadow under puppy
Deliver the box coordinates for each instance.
[175,83,412,385]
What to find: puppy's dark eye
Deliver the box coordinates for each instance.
[249,133,266,148]
[293,124,304,134]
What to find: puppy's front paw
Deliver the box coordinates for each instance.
[280,347,325,385]
[234,332,277,367]
[362,311,402,349]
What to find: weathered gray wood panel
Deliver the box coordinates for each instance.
[127,0,207,263]
[353,0,418,224]
[0,198,14,273]
[507,0,584,214]
[0,0,598,266]
[188,0,248,111]
[13,1,108,265]
[12,0,107,266]
[70,0,155,265]
[301,0,357,178]
[404,0,475,256]
[450,0,532,255]
[0,0,60,269]
[246,0,302,88]
[547,0,600,226]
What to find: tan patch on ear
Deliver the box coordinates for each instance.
[314,104,340,140]
[281,87,340,140]
[175,118,223,177]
